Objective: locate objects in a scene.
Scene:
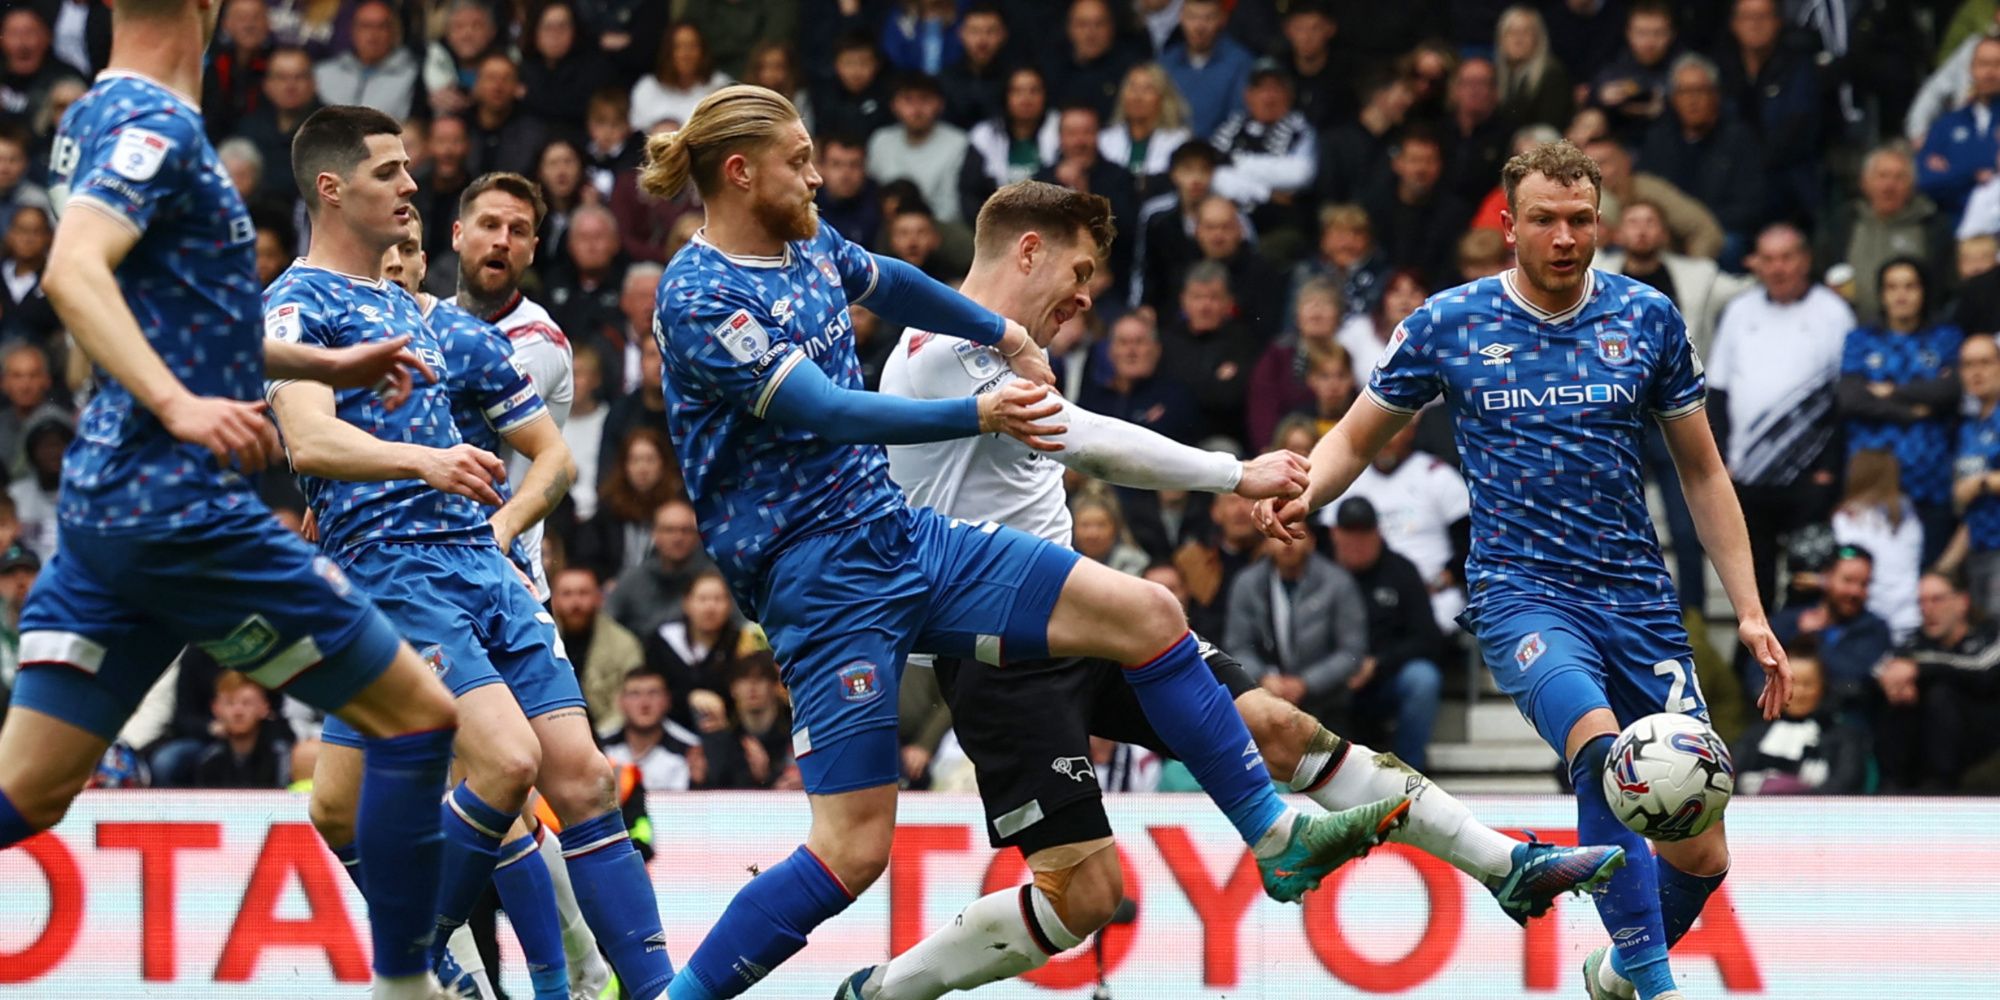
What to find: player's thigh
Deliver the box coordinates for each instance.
[328,643,459,740]
[1044,555,1189,664]
[480,558,589,724]
[760,520,928,792]
[0,706,110,828]
[12,539,182,736]
[937,656,1111,851]
[451,683,543,802]
[528,705,615,823]
[804,779,901,893]
[307,739,367,847]
[901,507,1114,665]
[1463,600,1615,758]
[1653,816,1731,875]
[1592,605,1713,729]
[123,513,405,715]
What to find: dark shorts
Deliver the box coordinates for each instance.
[932,634,1258,854]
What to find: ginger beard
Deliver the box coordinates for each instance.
[752,179,819,242]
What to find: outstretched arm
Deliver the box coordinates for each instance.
[490,412,576,551]
[1659,408,1791,720]
[854,254,1049,384]
[268,379,506,506]
[1050,397,1310,499]
[761,355,1065,449]
[1256,395,1412,540]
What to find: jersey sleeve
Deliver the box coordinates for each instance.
[64,109,199,233]
[660,283,802,419]
[1364,301,1444,414]
[821,219,882,305]
[463,329,548,435]
[1840,328,1874,376]
[1648,298,1707,420]
[509,335,572,425]
[261,278,336,399]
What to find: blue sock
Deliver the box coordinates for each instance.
[494,833,571,999]
[0,786,35,850]
[559,809,675,999]
[1573,735,1675,999]
[668,845,852,1000]
[357,728,455,978]
[1122,633,1287,845]
[332,842,363,890]
[433,782,516,957]
[1659,858,1727,945]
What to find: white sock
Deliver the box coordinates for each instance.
[445,924,494,999]
[1249,809,1299,860]
[872,886,1083,1000]
[1600,953,1638,998]
[1310,742,1517,883]
[538,825,611,991]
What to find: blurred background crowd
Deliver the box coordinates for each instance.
[0,0,1993,804]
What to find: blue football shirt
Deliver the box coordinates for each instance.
[655,220,899,612]
[1840,324,1962,506]
[48,71,263,532]
[1366,268,1706,610]
[264,263,493,558]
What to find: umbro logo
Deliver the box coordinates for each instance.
[1478,343,1514,365]
[772,298,795,322]
[1243,737,1261,771]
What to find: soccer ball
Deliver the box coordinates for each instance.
[1600,713,1733,842]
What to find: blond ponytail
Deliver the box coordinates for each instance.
[637,84,800,201]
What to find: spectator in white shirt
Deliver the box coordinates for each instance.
[601,668,704,792]
[1831,449,1923,642]
[628,23,733,132]
[1317,417,1471,632]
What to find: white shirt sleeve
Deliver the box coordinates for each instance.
[1427,460,1472,525]
[1052,397,1243,493]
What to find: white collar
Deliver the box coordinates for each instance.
[1500,267,1595,326]
[691,228,790,269]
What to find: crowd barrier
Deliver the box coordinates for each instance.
[1,792,1994,997]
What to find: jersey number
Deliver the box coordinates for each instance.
[1653,658,1703,713]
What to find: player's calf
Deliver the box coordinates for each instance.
[0,706,107,845]
[1232,687,1320,783]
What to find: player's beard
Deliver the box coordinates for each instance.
[463,255,520,302]
[754,194,818,243]
[1524,249,1591,298]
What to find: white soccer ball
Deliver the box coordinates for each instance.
[1600,713,1734,842]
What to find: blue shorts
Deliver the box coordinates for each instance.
[14,507,402,741]
[759,506,1079,795]
[322,541,582,749]
[1462,597,1710,757]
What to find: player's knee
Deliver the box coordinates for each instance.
[473,740,543,803]
[1048,851,1124,935]
[308,794,357,850]
[818,835,892,893]
[8,783,74,834]
[1128,580,1189,648]
[541,754,617,823]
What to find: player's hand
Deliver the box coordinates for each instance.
[978,380,1065,451]
[901,744,932,782]
[1347,656,1378,691]
[160,393,283,473]
[316,335,438,411]
[1740,616,1791,721]
[997,321,1054,386]
[1236,450,1311,501]
[299,507,319,544]
[1253,496,1312,543]
[420,443,508,506]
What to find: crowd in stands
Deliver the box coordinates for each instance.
[0,0,1995,798]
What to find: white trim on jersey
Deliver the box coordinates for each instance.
[1501,267,1595,326]
[691,228,789,269]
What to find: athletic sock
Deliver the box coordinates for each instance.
[1572,735,1674,1000]
[332,842,364,890]
[494,833,571,999]
[871,884,1083,1000]
[538,823,610,990]
[1658,859,1727,945]
[667,845,853,1000]
[1307,732,1516,883]
[560,809,675,999]
[434,782,516,960]
[445,924,497,999]
[357,728,455,978]
[1121,632,1286,845]
[0,786,34,850]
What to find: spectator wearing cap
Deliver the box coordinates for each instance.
[1035,102,1135,293]
[1045,0,1140,123]
[1276,2,1351,132]
[1314,70,1412,207]
[312,0,417,121]
[1875,571,2000,791]
[1640,54,1766,264]
[1818,147,1955,327]
[941,3,1012,130]
[959,66,1061,221]
[10,403,69,559]
[1160,0,1253,140]
[1079,311,1202,445]
[1227,517,1369,725]
[1919,36,2000,226]
[1319,417,1471,633]
[869,72,970,225]
[1211,59,1318,241]
[1160,261,1260,449]
[1100,63,1193,195]
[464,53,548,178]
[1772,545,1893,711]
[630,23,733,133]
[1731,641,1869,795]
[1708,223,1854,611]
[1361,126,1470,289]
[201,0,271,143]
[1329,497,1445,771]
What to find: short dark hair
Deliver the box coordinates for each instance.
[291,105,406,212]
[1500,139,1602,213]
[459,171,548,228]
[621,666,668,689]
[836,30,877,56]
[893,71,943,99]
[963,1,1007,22]
[819,130,869,155]
[975,180,1116,262]
[1168,139,1222,171]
